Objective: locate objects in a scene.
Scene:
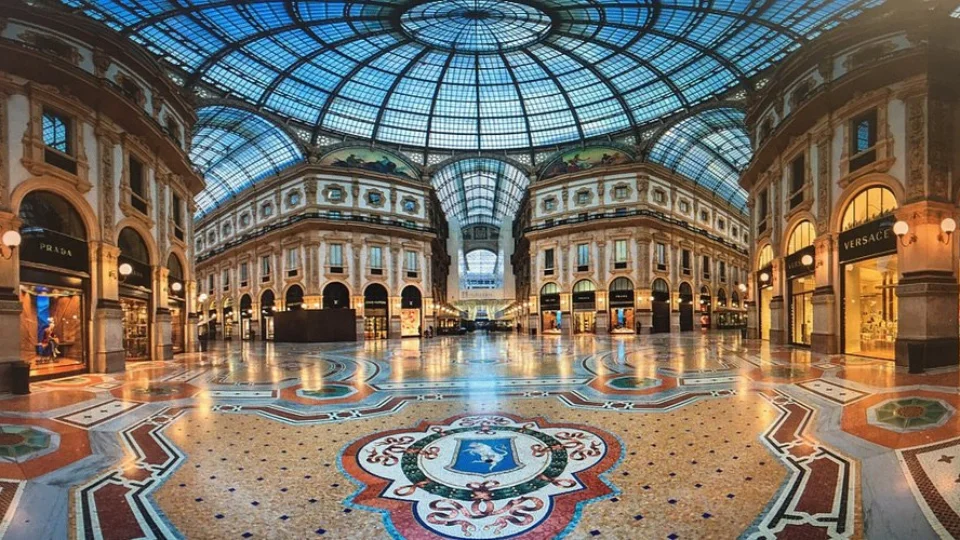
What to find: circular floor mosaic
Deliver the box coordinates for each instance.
[342,413,621,538]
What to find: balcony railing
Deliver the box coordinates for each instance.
[525,208,748,255]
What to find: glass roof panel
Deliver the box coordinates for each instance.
[190,106,303,218]
[432,158,529,228]
[65,0,885,152]
[648,107,752,212]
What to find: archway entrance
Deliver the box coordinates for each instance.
[679,282,694,331]
[364,284,389,339]
[260,290,276,340]
[17,190,90,378]
[222,297,234,340]
[608,277,634,334]
[323,282,350,309]
[700,286,713,330]
[118,227,153,359]
[240,294,252,340]
[651,279,670,333]
[572,280,596,334]
[167,254,186,353]
[540,283,562,335]
[285,285,304,311]
[400,286,422,337]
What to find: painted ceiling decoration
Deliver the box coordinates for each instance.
[540,145,635,180]
[59,0,886,216]
[647,107,753,212]
[432,158,529,228]
[318,147,419,180]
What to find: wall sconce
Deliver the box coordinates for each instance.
[171,281,183,293]
[801,254,814,267]
[0,229,22,260]
[198,293,208,304]
[759,272,770,283]
[118,262,133,283]
[737,282,747,293]
[893,220,916,246]
[939,217,956,244]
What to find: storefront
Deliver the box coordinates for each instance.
[715,308,747,329]
[17,191,90,379]
[699,286,712,330]
[260,290,275,340]
[540,283,562,335]
[678,282,694,331]
[400,285,422,337]
[840,215,898,360]
[323,282,350,309]
[364,284,389,339]
[608,277,635,334]
[206,302,219,340]
[222,298,235,340]
[651,279,670,333]
[786,246,815,346]
[572,280,596,334]
[167,254,186,354]
[118,228,153,361]
[239,294,253,340]
[757,265,773,341]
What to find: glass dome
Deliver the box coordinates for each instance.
[64,0,884,152]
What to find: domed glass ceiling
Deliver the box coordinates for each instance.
[648,108,751,211]
[64,0,883,152]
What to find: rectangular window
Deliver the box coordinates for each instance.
[720,261,727,282]
[789,155,805,209]
[208,274,214,293]
[655,243,667,271]
[615,240,628,263]
[614,186,628,199]
[682,249,691,274]
[328,187,343,201]
[370,246,383,272]
[850,108,878,170]
[757,189,769,234]
[286,248,299,270]
[577,243,589,270]
[260,255,271,276]
[329,244,343,271]
[702,256,711,279]
[405,250,418,277]
[240,262,249,284]
[129,156,148,214]
[172,194,184,241]
[42,109,72,154]
[544,248,555,275]
[222,269,230,290]
[679,200,690,214]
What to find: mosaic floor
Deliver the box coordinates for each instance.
[0,333,958,539]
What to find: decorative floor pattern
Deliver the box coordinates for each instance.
[0,333,958,539]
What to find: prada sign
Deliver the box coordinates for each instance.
[119,255,151,289]
[572,291,596,305]
[785,246,815,280]
[838,216,896,264]
[540,293,560,310]
[609,290,635,307]
[20,229,89,273]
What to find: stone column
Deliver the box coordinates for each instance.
[92,242,125,373]
[186,278,199,352]
[768,259,786,345]
[154,265,173,360]
[811,234,839,354]
[0,211,22,391]
[894,202,959,370]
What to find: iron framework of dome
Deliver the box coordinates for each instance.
[63,0,884,153]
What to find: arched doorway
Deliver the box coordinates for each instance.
[118,227,153,360]
[400,286,422,337]
[756,245,774,340]
[786,221,816,346]
[239,294,252,340]
[364,284,389,339]
[838,186,898,359]
[572,280,596,334]
[17,190,90,377]
[285,285,304,311]
[717,288,727,308]
[700,285,713,330]
[260,290,276,340]
[540,283,562,334]
[651,279,670,333]
[678,282,694,331]
[608,277,635,334]
[323,282,350,309]
[167,254,186,353]
[206,299,218,339]
[222,297,235,340]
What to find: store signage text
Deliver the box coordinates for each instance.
[838,216,897,264]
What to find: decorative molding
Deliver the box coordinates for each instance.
[815,130,831,235]
[0,89,7,209]
[365,188,386,208]
[17,30,82,65]
[927,98,951,201]
[906,95,926,201]
[322,183,347,205]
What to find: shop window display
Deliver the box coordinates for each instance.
[20,285,85,373]
[844,255,898,359]
[121,298,150,360]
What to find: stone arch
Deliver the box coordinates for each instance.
[115,218,159,266]
[830,172,904,234]
[11,178,101,243]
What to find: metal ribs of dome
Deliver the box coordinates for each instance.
[63,0,884,154]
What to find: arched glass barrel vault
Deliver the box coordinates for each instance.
[433,158,528,228]
[67,0,884,153]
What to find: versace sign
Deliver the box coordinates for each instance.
[838,216,896,264]
[785,246,815,280]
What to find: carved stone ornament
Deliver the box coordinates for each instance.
[322,183,347,205]
[540,196,559,213]
[0,90,7,208]
[399,196,420,215]
[815,132,831,234]
[906,96,926,200]
[927,99,951,201]
[573,187,594,207]
[18,30,82,65]
[610,181,632,201]
[365,188,386,208]
[844,41,897,72]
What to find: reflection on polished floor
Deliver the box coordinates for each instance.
[1,333,958,539]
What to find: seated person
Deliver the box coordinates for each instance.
[40,322,60,359]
